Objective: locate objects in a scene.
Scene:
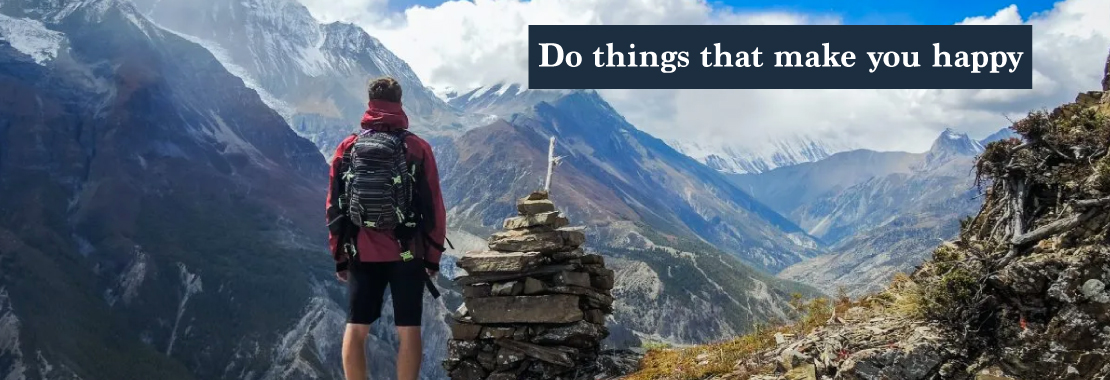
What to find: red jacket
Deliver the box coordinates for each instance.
[326,100,446,272]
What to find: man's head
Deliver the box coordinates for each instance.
[368,76,403,103]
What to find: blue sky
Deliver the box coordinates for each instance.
[389,0,1061,25]
[709,0,1060,24]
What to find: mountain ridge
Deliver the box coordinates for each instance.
[0,1,454,379]
[750,128,993,295]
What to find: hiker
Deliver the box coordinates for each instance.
[325,76,448,380]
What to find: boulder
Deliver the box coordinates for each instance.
[518,199,556,215]
[456,264,576,286]
[488,229,566,253]
[591,272,615,290]
[496,347,527,371]
[448,340,481,359]
[553,271,592,288]
[486,373,518,380]
[523,277,546,295]
[503,211,569,230]
[779,349,809,371]
[451,323,483,340]
[785,363,817,380]
[558,227,586,248]
[450,360,487,380]
[467,295,584,324]
[532,320,607,348]
[584,309,606,324]
[497,339,577,368]
[476,351,497,371]
[480,327,516,339]
[458,252,544,273]
[549,249,585,262]
[581,254,605,265]
[491,281,523,296]
[544,285,615,311]
[463,284,492,299]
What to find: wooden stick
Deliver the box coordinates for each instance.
[544,136,556,192]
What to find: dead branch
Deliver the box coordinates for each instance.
[1010,208,1098,246]
[1073,197,1110,208]
[1010,178,1027,238]
[1008,142,1031,153]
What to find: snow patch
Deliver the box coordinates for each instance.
[105,245,150,307]
[670,132,857,174]
[0,14,66,65]
[166,263,202,356]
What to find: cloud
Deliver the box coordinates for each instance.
[300,0,1110,153]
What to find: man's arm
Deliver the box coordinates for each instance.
[326,135,357,273]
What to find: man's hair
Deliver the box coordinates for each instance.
[368,77,403,103]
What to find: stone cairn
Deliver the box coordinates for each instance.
[444,191,616,380]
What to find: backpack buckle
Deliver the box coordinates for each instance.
[400,251,414,262]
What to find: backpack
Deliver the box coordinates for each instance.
[340,129,417,233]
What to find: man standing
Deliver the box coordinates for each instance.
[325,77,448,380]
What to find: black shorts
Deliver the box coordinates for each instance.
[347,260,426,326]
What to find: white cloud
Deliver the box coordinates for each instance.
[300,0,1110,154]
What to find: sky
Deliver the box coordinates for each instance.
[299,0,1110,154]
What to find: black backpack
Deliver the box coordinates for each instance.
[340,129,417,233]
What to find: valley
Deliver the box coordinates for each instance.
[0,0,1031,379]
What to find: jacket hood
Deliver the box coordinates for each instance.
[360,100,409,131]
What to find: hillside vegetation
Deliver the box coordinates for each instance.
[625,49,1110,380]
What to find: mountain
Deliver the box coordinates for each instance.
[445,82,569,118]
[0,1,449,379]
[441,87,824,343]
[4,0,831,365]
[758,130,987,295]
[448,89,822,270]
[924,127,985,166]
[627,66,1110,380]
[129,0,484,155]
[730,150,920,222]
[980,126,1020,145]
[670,134,857,174]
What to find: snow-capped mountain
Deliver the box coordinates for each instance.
[0,1,368,379]
[670,135,858,174]
[130,0,473,154]
[924,127,986,168]
[444,82,571,117]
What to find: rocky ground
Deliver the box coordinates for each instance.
[623,49,1110,380]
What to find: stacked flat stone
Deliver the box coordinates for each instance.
[444,191,616,380]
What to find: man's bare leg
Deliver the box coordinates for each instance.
[397,326,422,380]
[343,324,371,380]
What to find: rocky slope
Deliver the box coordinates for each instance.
[0,2,448,379]
[627,53,1110,380]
